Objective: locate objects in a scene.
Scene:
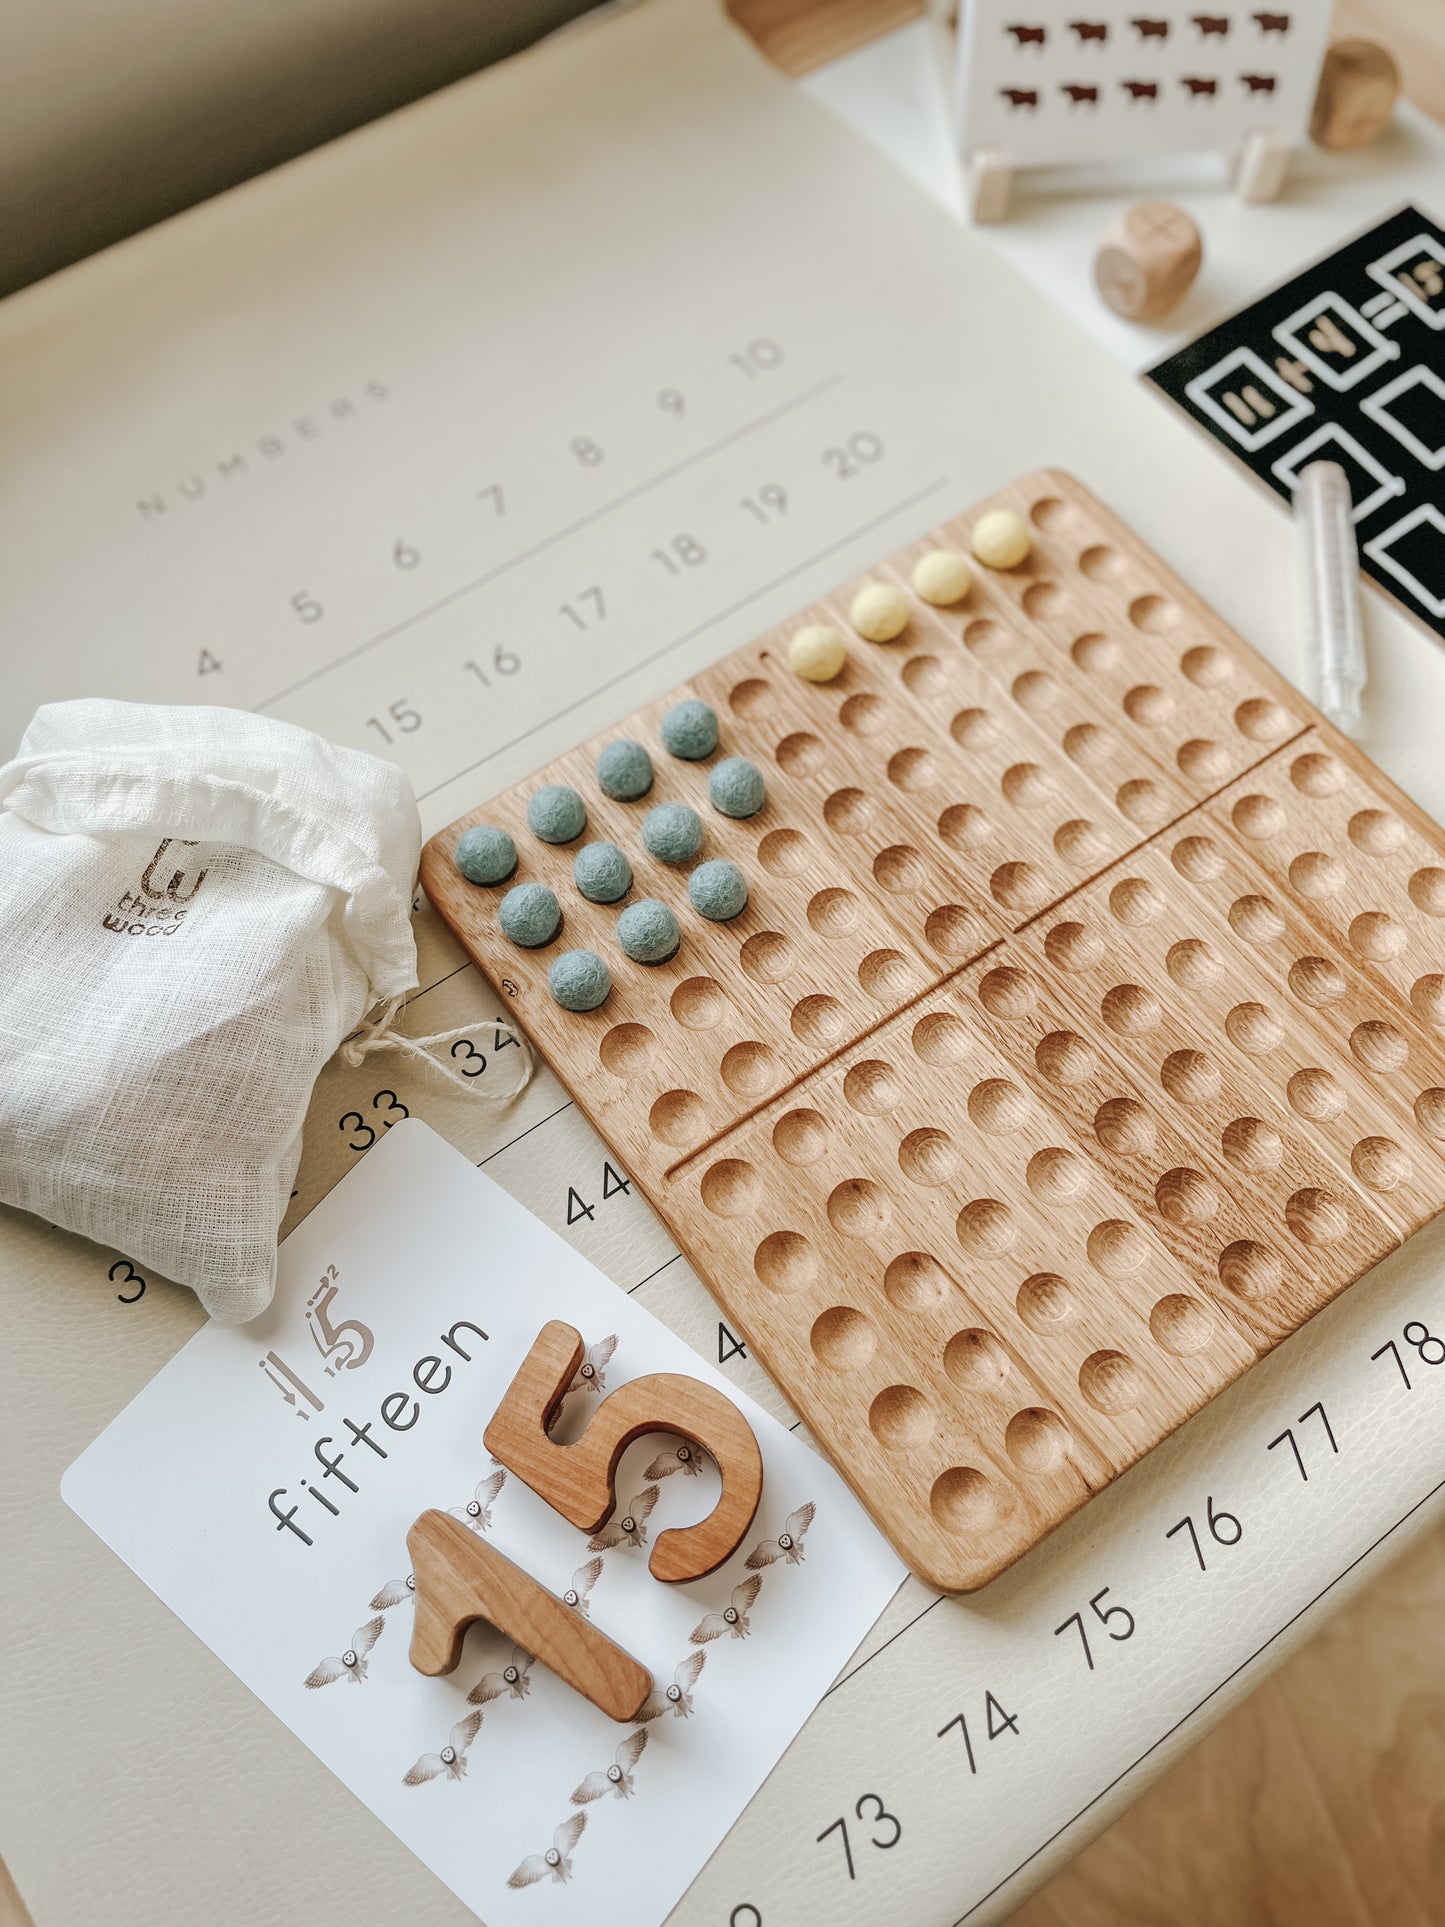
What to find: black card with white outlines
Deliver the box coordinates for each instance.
[1148,204,1445,646]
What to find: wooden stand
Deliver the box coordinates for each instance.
[1235,128,1292,203]
[966,144,1012,224]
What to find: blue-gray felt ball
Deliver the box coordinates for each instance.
[642,802,703,864]
[660,699,719,761]
[454,823,517,886]
[498,882,561,948]
[688,858,748,922]
[596,738,654,802]
[616,898,681,964]
[549,949,612,1012]
[574,840,632,904]
[526,784,587,844]
[708,756,766,819]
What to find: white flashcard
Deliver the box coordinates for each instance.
[955,0,1331,170]
[63,1120,905,1927]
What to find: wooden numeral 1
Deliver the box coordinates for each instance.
[407,1510,652,1721]
[485,1320,764,1583]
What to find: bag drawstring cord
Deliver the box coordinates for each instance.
[340,993,534,1103]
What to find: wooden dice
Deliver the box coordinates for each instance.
[1093,202,1203,324]
[1310,40,1401,153]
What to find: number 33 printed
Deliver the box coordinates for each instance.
[339,1089,409,1152]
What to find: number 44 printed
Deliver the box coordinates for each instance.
[565,1160,631,1227]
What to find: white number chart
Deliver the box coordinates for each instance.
[62,1120,906,1927]
[5,1,1445,1923]
[0,30,968,833]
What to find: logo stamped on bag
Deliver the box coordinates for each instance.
[102,838,209,937]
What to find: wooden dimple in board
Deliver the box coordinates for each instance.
[421,469,1445,1591]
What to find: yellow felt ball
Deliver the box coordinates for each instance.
[971,509,1031,570]
[788,623,847,683]
[849,581,910,642]
[911,549,973,606]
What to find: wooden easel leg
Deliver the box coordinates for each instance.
[967,145,1012,223]
[1236,128,1291,203]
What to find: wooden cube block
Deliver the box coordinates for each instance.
[1094,203,1202,325]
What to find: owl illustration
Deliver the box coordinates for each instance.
[637,1650,705,1722]
[561,1556,604,1618]
[689,1574,763,1645]
[369,1572,416,1611]
[304,1616,384,1687]
[745,1502,816,1570]
[566,1334,618,1397]
[643,1440,708,1481]
[402,1710,483,1785]
[468,1646,534,1705]
[587,1485,659,1552]
[507,1812,586,1887]
[570,1728,648,1805]
[449,1467,506,1534]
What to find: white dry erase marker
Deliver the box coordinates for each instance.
[1294,459,1367,735]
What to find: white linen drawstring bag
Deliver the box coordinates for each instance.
[0,700,425,1324]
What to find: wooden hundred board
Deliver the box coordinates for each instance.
[421,469,1445,1592]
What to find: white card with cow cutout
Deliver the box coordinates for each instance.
[62,1120,904,1926]
[955,0,1332,170]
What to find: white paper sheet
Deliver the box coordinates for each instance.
[61,1119,904,1927]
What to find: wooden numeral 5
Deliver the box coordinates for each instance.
[485,1319,763,1582]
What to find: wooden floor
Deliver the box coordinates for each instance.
[1013,1518,1445,1925]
